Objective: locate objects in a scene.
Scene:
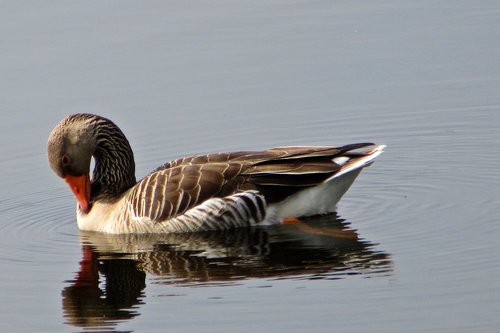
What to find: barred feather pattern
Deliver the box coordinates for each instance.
[125,191,267,233]
[126,162,247,222]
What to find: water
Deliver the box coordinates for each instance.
[1,1,499,332]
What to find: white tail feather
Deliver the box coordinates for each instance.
[329,144,386,180]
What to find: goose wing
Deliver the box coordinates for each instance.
[127,143,379,223]
[127,161,251,223]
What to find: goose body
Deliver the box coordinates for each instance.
[48,114,385,234]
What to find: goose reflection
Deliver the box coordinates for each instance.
[62,213,391,330]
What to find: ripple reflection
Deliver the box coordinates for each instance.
[63,213,392,330]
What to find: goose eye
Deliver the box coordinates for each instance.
[61,155,70,166]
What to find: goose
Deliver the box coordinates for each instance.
[48,113,385,234]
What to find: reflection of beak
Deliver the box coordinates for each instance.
[64,174,91,214]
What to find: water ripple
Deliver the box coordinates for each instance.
[0,187,79,266]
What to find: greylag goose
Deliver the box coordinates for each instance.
[48,114,385,234]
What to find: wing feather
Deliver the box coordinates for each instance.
[129,143,381,222]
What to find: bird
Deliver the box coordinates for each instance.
[48,113,385,234]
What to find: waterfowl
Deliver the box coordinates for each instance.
[48,114,384,234]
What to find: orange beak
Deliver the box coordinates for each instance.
[64,174,91,214]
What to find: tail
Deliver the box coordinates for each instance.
[263,143,385,220]
[244,143,385,203]
[329,144,386,180]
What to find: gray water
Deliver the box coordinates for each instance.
[1,1,499,332]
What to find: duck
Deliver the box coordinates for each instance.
[47,113,385,234]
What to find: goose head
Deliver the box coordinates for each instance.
[48,114,136,214]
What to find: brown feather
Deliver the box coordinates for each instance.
[133,143,376,222]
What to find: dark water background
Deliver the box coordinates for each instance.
[0,1,499,332]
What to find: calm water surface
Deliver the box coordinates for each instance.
[1,1,499,332]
